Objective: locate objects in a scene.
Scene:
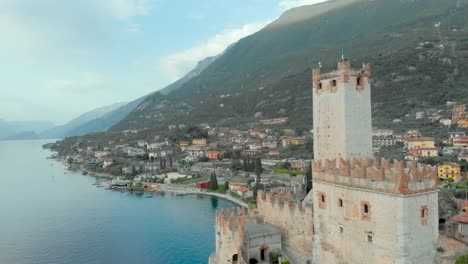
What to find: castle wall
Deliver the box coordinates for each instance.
[257,191,314,262]
[214,208,247,264]
[312,181,438,264]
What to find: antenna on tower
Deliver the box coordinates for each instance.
[341,49,345,62]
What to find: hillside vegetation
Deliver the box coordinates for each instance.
[111,0,468,132]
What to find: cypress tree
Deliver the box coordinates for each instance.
[305,161,313,193]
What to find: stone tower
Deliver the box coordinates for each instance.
[311,61,439,264]
[312,60,373,161]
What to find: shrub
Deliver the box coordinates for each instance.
[455,255,468,264]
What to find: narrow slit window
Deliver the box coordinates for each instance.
[338,199,343,207]
[367,235,373,243]
[357,77,362,86]
[364,204,369,214]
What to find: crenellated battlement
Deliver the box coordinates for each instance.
[312,60,371,93]
[312,158,438,195]
[257,190,308,215]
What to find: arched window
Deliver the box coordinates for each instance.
[321,195,325,203]
[332,80,337,87]
[357,77,362,86]
[318,82,323,89]
[364,204,369,214]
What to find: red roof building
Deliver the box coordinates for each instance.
[195,181,211,190]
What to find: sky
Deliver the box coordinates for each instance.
[0,0,326,125]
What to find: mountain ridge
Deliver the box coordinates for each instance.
[111,0,468,133]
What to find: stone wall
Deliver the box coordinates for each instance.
[257,190,313,262]
[312,180,439,264]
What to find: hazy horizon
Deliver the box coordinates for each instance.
[0,0,327,125]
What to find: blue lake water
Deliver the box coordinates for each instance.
[0,140,234,264]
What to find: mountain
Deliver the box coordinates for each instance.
[111,0,468,133]
[41,55,220,138]
[40,102,126,138]
[0,119,55,140]
[159,56,218,95]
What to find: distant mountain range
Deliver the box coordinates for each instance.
[32,52,221,139]
[0,119,55,140]
[110,0,468,132]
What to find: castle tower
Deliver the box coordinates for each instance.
[312,60,373,161]
[311,60,439,264]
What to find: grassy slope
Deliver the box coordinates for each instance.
[112,0,468,133]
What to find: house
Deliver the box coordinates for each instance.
[207,150,225,160]
[405,147,438,161]
[249,129,262,137]
[454,136,468,149]
[458,153,468,162]
[280,136,293,147]
[292,137,306,145]
[372,129,394,137]
[416,111,425,119]
[228,180,249,192]
[406,137,436,149]
[373,136,397,147]
[103,157,113,168]
[290,160,309,171]
[262,139,278,149]
[186,145,206,158]
[449,211,468,244]
[458,119,468,128]
[137,141,147,148]
[260,117,288,125]
[195,180,211,190]
[179,141,190,151]
[439,118,452,126]
[233,144,244,150]
[192,138,207,146]
[94,151,109,158]
[235,187,253,199]
[248,142,262,150]
[267,149,280,157]
[452,104,466,122]
[438,163,462,182]
[243,149,261,156]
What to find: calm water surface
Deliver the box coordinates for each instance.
[0,140,234,264]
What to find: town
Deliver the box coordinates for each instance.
[45,101,468,202]
[45,59,468,264]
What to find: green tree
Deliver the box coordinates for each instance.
[455,255,468,264]
[231,153,242,172]
[210,172,219,190]
[254,157,263,176]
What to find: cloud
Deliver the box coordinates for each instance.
[278,0,328,10]
[160,19,272,80]
[0,0,154,58]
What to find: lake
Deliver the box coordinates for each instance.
[0,140,234,264]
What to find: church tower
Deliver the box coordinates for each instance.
[312,59,373,161]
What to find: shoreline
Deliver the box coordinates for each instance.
[51,155,247,207]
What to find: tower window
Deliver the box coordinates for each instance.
[331,80,337,87]
[421,206,429,226]
[318,192,326,209]
[339,227,343,234]
[338,198,343,207]
[367,235,373,243]
[361,201,371,219]
[357,77,362,86]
